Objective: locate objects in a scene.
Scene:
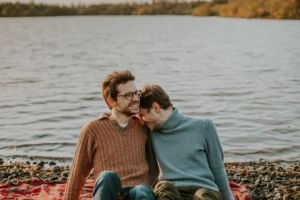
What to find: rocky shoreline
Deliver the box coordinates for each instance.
[0,158,299,200]
[225,160,300,200]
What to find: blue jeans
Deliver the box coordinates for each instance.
[93,171,155,200]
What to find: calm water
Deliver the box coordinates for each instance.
[0,16,299,163]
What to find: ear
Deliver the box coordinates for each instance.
[107,96,117,108]
[152,102,161,112]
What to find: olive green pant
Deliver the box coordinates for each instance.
[154,181,222,200]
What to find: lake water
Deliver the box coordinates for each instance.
[0,16,299,163]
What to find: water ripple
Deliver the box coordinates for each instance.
[0,16,299,162]
[202,91,254,97]
[227,145,300,156]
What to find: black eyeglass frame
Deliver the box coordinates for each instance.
[117,90,141,100]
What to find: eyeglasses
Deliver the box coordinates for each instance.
[117,90,141,101]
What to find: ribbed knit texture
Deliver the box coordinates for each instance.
[151,108,234,200]
[64,113,151,200]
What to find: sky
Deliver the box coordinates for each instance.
[0,0,206,5]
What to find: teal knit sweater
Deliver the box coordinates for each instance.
[151,108,234,200]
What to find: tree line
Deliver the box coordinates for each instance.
[0,0,299,19]
[193,0,300,19]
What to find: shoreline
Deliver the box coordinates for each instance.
[0,158,299,199]
[0,1,299,19]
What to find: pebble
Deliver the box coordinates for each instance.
[62,171,69,177]
[52,166,61,173]
[37,161,45,168]
[49,161,56,166]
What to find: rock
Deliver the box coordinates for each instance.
[9,179,20,186]
[291,186,300,192]
[264,175,271,182]
[51,176,59,181]
[37,161,45,168]
[254,177,261,185]
[62,171,69,177]
[52,166,61,173]
[59,176,67,182]
[49,161,56,166]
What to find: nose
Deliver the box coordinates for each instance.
[132,90,141,100]
[132,94,140,101]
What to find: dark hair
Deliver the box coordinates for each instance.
[102,70,135,108]
[140,84,172,111]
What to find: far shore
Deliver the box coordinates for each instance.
[0,0,299,19]
[0,158,299,199]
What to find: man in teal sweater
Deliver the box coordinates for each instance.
[139,84,234,200]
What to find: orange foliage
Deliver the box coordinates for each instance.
[192,0,300,19]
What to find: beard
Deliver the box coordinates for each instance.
[117,100,140,116]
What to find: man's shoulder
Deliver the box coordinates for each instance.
[81,114,111,130]
[131,115,147,127]
[183,115,213,128]
[194,117,213,124]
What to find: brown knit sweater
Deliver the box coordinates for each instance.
[63,113,156,200]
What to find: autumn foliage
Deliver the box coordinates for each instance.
[193,0,300,19]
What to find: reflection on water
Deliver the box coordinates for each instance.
[0,16,299,162]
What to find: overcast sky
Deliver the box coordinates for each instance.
[0,0,207,5]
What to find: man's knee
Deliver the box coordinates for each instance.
[96,171,120,185]
[129,184,154,200]
[93,171,121,200]
[154,181,181,200]
[94,171,121,192]
[194,188,221,200]
[154,181,176,192]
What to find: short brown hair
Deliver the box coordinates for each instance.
[140,84,172,111]
[102,70,135,108]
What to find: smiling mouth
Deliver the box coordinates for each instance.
[129,101,139,107]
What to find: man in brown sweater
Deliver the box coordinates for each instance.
[64,70,157,200]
